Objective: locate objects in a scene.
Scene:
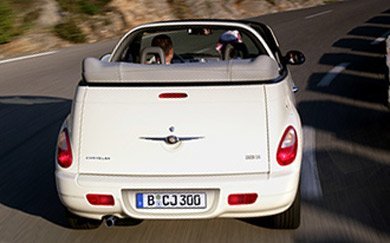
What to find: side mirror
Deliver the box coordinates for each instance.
[100,53,112,62]
[284,50,305,65]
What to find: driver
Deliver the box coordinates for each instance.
[151,34,174,64]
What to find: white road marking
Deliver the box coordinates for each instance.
[305,10,333,19]
[301,126,323,200]
[317,62,350,87]
[0,51,57,65]
[0,97,66,105]
[370,30,390,45]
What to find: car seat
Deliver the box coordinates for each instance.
[223,43,249,60]
[140,47,166,64]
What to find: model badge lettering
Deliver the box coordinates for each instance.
[86,156,111,161]
[245,154,261,160]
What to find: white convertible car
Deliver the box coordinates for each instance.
[55,20,305,229]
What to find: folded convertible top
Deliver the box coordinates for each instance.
[82,55,280,83]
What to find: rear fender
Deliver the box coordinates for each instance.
[265,80,302,176]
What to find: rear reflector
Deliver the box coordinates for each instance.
[86,194,115,206]
[159,93,188,99]
[228,193,258,205]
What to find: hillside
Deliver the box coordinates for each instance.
[0,0,333,59]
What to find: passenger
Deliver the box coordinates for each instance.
[151,34,174,64]
[216,30,248,60]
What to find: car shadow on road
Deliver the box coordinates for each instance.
[0,96,71,227]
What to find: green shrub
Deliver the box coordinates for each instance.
[79,1,100,15]
[56,0,79,13]
[0,1,14,44]
[54,19,86,43]
[80,0,111,15]
[57,0,111,15]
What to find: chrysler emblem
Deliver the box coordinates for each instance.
[140,127,204,145]
[166,135,178,145]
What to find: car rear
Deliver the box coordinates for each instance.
[55,21,303,229]
[55,61,301,223]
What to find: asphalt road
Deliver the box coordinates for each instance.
[0,0,389,242]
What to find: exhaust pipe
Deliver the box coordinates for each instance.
[104,216,118,227]
[104,215,144,227]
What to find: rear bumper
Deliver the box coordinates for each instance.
[56,171,300,220]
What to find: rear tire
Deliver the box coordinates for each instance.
[66,210,102,230]
[267,187,301,229]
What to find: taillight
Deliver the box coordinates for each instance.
[276,126,298,166]
[86,194,115,206]
[228,193,258,205]
[57,128,73,168]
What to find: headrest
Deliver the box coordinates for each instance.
[140,47,166,64]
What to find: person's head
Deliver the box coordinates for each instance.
[151,34,174,64]
[216,30,246,60]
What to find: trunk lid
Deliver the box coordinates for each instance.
[78,85,269,175]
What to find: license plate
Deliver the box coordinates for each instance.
[136,192,207,209]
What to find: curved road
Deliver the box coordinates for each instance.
[0,0,389,242]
